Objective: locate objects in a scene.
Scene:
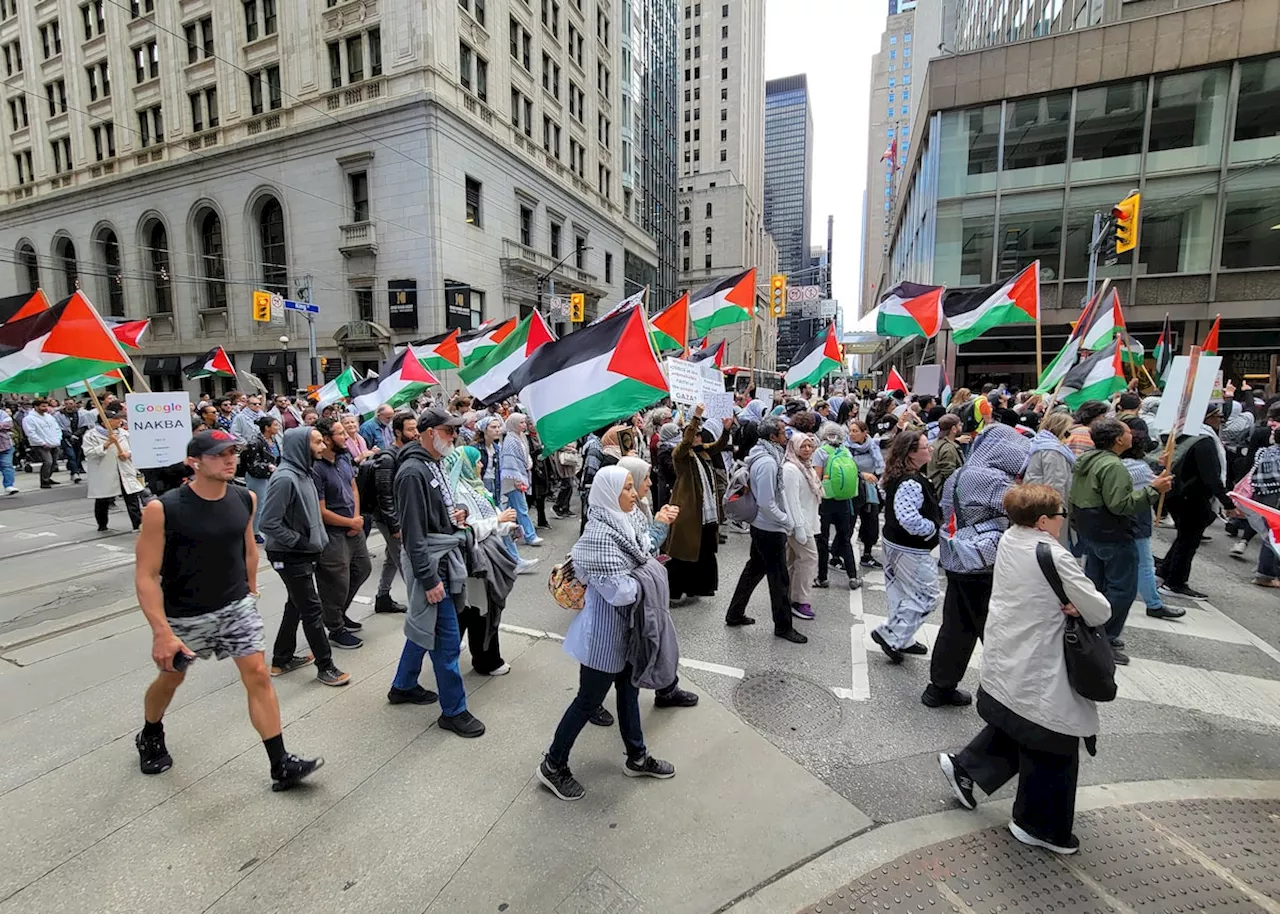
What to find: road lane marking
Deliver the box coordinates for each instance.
[679,658,745,679]
[844,574,870,701]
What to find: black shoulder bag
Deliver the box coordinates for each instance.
[1034,542,1117,702]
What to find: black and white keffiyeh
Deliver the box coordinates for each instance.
[572,466,650,578]
[940,423,1031,573]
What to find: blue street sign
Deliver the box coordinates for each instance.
[283,299,320,314]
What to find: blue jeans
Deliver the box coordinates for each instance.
[502,535,520,561]
[1258,538,1280,580]
[62,439,83,476]
[504,488,538,542]
[1080,537,1137,642]
[548,663,646,767]
[1134,537,1163,611]
[0,448,13,489]
[392,593,466,716]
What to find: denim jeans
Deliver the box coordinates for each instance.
[504,488,538,542]
[1258,538,1280,580]
[547,663,646,767]
[1080,537,1137,641]
[392,593,467,716]
[1134,537,1163,611]
[62,439,83,476]
[0,448,13,489]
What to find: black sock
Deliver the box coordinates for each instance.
[142,719,163,737]
[264,733,286,769]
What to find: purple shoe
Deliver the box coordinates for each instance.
[791,603,815,620]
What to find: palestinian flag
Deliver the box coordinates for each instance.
[940,367,953,407]
[1153,313,1174,387]
[349,345,439,417]
[589,289,646,326]
[650,293,689,352]
[785,322,842,389]
[876,282,945,339]
[1230,493,1280,552]
[419,329,461,372]
[884,366,909,395]
[0,290,49,327]
[1035,285,1110,393]
[458,318,517,365]
[1077,287,1143,365]
[690,268,755,337]
[689,338,726,370]
[944,261,1039,345]
[184,346,235,380]
[1061,339,1126,409]
[66,369,126,396]
[507,306,668,452]
[0,292,131,393]
[458,309,556,404]
[1201,314,1220,356]
[315,365,359,409]
[106,317,150,349]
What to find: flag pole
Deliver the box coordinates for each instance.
[1035,303,1043,377]
[1155,345,1202,524]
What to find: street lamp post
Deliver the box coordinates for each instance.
[536,244,592,316]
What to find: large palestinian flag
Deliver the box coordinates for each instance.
[458,309,555,404]
[419,329,461,372]
[1061,339,1126,409]
[0,290,49,327]
[876,282,945,339]
[508,306,668,452]
[785,322,842,389]
[0,292,130,393]
[690,268,755,336]
[458,318,516,366]
[650,293,690,352]
[184,346,235,380]
[349,345,439,417]
[944,261,1039,345]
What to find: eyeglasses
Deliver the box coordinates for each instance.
[1046,511,1067,518]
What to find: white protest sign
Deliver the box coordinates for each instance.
[701,391,735,422]
[126,393,193,468]
[756,386,775,406]
[665,357,703,405]
[1149,355,1221,438]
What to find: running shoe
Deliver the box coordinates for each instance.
[1008,820,1079,855]
[938,753,976,809]
[538,756,586,800]
[624,754,676,779]
[271,753,324,791]
[136,728,173,775]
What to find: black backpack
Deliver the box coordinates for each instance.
[356,455,382,515]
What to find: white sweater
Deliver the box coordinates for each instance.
[782,462,820,544]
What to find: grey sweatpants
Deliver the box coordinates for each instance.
[315,528,372,632]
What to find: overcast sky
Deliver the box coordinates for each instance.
[764,0,886,326]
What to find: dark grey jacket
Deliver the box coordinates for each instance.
[626,557,680,690]
[259,427,327,564]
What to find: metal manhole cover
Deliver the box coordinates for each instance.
[732,670,842,739]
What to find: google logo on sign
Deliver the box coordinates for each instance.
[133,403,184,413]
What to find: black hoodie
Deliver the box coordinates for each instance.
[394,440,457,590]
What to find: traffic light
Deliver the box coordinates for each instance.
[769,274,786,318]
[252,290,271,322]
[319,357,328,372]
[1101,220,1119,267]
[1113,192,1141,254]
[570,293,585,322]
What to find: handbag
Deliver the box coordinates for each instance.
[1034,542,1117,702]
[548,554,586,611]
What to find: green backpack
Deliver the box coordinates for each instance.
[821,444,860,500]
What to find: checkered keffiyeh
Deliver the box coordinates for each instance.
[940,424,1031,574]
[572,507,651,579]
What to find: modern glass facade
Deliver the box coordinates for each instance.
[632,0,679,306]
[954,0,1092,53]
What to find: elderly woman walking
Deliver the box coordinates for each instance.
[782,432,823,620]
[939,484,1111,856]
[1022,411,1075,540]
[500,413,542,546]
[664,406,731,604]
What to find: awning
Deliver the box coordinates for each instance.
[142,356,182,374]
[250,350,298,374]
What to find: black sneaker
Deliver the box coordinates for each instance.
[1009,820,1079,855]
[725,615,757,627]
[848,577,863,591]
[860,555,882,569]
[387,684,439,704]
[814,578,830,589]
[624,754,676,779]
[439,710,486,738]
[271,753,324,791]
[901,642,928,656]
[341,614,364,632]
[375,593,407,614]
[588,706,615,727]
[775,628,808,644]
[871,629,904,664]
[654,688,699,708]
[316,666,351,687]
[136,728,173,775]
[1111,647,1131,666]
[537,756,586,801]
[938,753,977,810]
[922,685,973,708]
[329,629,363,650]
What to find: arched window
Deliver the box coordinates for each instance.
[198,210,227,310]
[258,197,287,295]
[145,222,171,314]
[682,206,690,222]
[705,227,712,244]
[682,230,690,248]
[54,236,78,298]
[17,243,39,293]
[98,229,124,316]
[705,203,712,218]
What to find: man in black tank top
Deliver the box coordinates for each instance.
[133,429,323,791]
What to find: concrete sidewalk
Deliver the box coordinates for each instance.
[0,561,872,914]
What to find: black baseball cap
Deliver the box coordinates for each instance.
[417,406,465,429]
[188,429,241,457]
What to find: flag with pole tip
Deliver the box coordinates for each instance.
[884,366,909,395]
[1201,314,1220,356]
[0,292,132,393]
[785,322,842,389]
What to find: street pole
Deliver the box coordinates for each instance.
[1085,211,1102,305]
[304,274,319,387]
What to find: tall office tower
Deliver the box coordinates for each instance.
[763,74,814,368]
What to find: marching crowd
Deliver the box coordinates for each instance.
[7,372,1277,851]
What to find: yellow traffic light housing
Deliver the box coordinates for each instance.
[570,293,585,322]
[769,274,786,318]
[252,290,271,322]
[1113,192,1141,254]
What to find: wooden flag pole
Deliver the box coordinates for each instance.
[1035,302,1044,377]
[1155,345,1202,524]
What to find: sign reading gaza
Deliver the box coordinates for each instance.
[126,393,193,469]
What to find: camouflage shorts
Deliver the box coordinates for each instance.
[168,595,264,662]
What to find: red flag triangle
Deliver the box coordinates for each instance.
[401,346,441,385]
[44,292,129,365]
[208,346,235,375]
[608,308,668,391]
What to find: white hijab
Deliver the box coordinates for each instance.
[588,465,641,549]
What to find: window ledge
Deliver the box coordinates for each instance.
[322,0,379,35]
[183,56,215,80]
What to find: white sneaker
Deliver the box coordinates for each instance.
[525,536,545,547]
[1230,541,1247,559]
[486,662,512,676]
[4,486,18,495]
[516,558,541,575]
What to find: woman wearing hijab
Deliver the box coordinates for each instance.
[600,424,636,462]
[665,404,732,604]
[537,467,681,802]
[1022,411,1075,545]
[652,421,683,510]
[782,432,823,620]
[500,413,542,546]
[645,407,673,458]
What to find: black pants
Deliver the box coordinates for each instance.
[931,571,993,692]
[271,561,334,668]
[553,476,573,515]
[35,445,55,485]
[94,481,142,530]
[855,501,881,554]
[457,603,504,674]
[315,529,373,632]
[1158,501,1213,588]
[956,723,1080,847]
[817,499,857,583]
[725,527,793,634]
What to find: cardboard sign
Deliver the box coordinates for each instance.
[126,393,193,468]
[755,386,775,406]
[665,357,703,405]
[702,391,735,422]
[913,365,943,399]
[1149,355,1221,438]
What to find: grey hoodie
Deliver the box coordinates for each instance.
[259,427,328,563]
[746,441,792,533]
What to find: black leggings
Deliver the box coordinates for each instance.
[855,501,881,554]
[817,500,857,582]
[95,482,142,530]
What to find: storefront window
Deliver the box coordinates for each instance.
[1063,184,1134,280]
[1231,55,1280,164]
[1001,92,1070,190]
[1221,166,1280,269]
[1136,174,1216,275]
[937,105,1000,197]
[1146,67,1227,173]
[996,190,1064,280]
[1071,80,1145,182]
[935,197,995,286]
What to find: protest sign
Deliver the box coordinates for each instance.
[755,387,775,406]
[702,391,735,422]
[1150,353,1220,438]
[126,393,193,468]
[665,357,703,405]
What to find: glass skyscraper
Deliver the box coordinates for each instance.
[764,74,815,367]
